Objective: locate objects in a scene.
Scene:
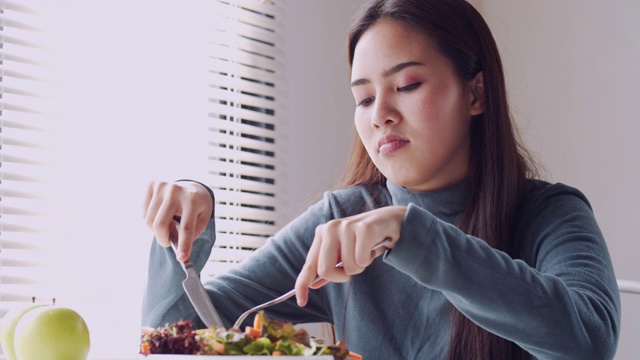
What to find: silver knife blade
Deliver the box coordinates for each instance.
[177,257,224,328]
[170,218,224,328]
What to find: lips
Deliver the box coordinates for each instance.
[377,134,409,156]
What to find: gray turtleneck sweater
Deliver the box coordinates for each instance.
[142,179,620,359]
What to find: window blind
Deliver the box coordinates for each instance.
[203,0,285,278]
[0,0,58,322]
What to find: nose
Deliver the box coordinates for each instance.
[371,95,399,129]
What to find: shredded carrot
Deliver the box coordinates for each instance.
[272,350,283,356]
[347,351,363,360]
[140,342,151,355]
[245,326,262,339]
[253,312,263,332]
[213,340,225,355]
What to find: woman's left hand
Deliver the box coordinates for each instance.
[295,205,407,306]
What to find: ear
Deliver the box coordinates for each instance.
[468,71,484,116]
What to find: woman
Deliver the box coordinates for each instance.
[142,0,620,359]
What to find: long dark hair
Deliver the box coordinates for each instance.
[341,0,538,359]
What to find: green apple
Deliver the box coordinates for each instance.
[12,306,90,360]
[0,304,47,360]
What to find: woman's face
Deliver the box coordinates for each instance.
[351,20,483,191]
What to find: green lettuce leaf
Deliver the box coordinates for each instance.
[274,339,308,355]
[243,337,275,355]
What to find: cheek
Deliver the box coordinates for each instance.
[354,113,377,153]
[418,84,466,126]
[354,112,369,138]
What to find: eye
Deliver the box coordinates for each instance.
[397,82,422,92]
[356,97,375,107]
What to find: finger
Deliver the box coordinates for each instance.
[354,233,379,268]
[144,183,165,230]
[295,261,316,307]
[295,230,323,307]
[310,278,329,290]
[317,224,349,283]
[152,201,178,248]
[176,208,198,262]
[169,220,179,246]
[142,181,155,219]
[339,228,363,276]
[372,240,389,258]
[168,218,184,263]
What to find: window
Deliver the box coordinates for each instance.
[203,0,285,279]
[0,0,285,356]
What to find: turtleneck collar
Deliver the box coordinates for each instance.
[386,178,469,223]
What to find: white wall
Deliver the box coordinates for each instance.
[18,1,212,356]
[281,0,363,222]
[474,2,640,359]
[284,1,640,359]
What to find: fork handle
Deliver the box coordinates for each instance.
[232,288,297,330]
[231,237,392,330]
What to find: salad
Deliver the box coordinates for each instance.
[139,311,361,360]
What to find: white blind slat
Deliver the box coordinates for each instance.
[210,163,276,182]
[208,132,277,155]
[216,219,278,238]
[208,72,283,99]
[213,188,281,207]
[212,233,270,249]
[208,247,255,263]
[207,143,281,166]
[210,36,282,64]
[211,0,284,25]
[208,103,278,126]
[209,86,277,111]
[208,59,280,86]
[207,174,278,195]
[215,204,277,222]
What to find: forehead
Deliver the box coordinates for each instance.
[351,20,444,78]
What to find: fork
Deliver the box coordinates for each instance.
[231,237,392,330]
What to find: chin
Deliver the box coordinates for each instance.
[386,174,448,192]
[385,173,418,188]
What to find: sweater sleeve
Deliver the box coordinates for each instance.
[141,180,216,327]
[140,204,328,329]
[383,184,620,360]
[141,185,384,329]
[141,217,216,328]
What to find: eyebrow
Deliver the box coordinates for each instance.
[350,61,425,87]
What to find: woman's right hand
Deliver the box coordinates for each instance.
[142,180,214,263]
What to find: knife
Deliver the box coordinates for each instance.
[171,216,224,328]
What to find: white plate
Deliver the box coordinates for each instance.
[140,356,333,359]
